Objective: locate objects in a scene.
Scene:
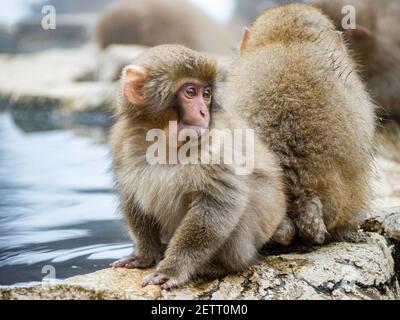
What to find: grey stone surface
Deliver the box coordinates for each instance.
[3,14,98,53]
[0,46,116,128]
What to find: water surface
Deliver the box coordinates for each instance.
[0,112,131,286]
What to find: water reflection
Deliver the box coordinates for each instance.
[0,112,131,285]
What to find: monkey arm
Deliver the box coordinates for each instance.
[155,186,246,282]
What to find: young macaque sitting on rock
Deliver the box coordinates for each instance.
[109,44,287,289]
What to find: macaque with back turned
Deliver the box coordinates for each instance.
[224,4,376,245]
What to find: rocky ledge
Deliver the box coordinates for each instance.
[0,232,399,300]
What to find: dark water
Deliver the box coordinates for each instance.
[0,112,132,286]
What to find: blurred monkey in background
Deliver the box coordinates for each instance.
[96,0,235,54]
[312,0,400,121]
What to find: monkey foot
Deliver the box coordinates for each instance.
[141,272,180,289]
[295,217,329,245]
[295,197,329,245]
[272,216,296,246]
[111,255,155,269]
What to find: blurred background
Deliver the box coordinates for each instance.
[0,0,399,286]
[0,0,294,53]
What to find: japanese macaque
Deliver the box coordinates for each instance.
[109,44,287,288]
[96,0,234,54]
[224,4,376,245]
[311,0,400,121]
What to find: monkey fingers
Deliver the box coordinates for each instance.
[111,255,156,269]
[294,197,329,245]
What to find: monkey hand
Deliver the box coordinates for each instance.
[111,253,160,269]
[141,271,186,290]
[141,257,190,289]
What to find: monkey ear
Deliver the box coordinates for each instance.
[344,25,371,42]
[123,65,148,105]
[240,27,251,54]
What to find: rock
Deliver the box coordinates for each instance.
[383,213,400,241]
[362,155,400,241]
[0,46,98,92]
[1,233,398,300]
[5,82,115,113]
[0,46,116,129]
[364,207,400,241]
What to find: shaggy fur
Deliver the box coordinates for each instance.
[224,4,376,245]
[110,45,287,288]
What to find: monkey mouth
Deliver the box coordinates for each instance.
[178,123,208,137]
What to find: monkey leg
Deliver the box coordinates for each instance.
[209,224,260,274]
[113,202,164,269]
[142,191,245,289]
[142,212,263,288]
[294,197,329,245]
[272,215,296,246]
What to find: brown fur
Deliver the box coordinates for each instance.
[224,4,376,245]
[109,45,287,288]
[96,0,234,54]
[312,0,400,121]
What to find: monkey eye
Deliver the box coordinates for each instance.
[203,88,212,100]
[185,86,197,98]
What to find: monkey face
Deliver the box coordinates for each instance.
[122,64,214,138]
[175,80,212,136]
